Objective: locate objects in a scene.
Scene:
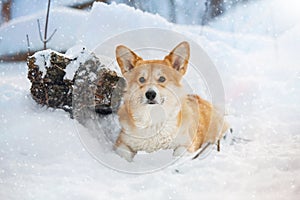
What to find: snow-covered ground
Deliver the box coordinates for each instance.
[0,0,299,199]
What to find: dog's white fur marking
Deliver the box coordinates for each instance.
[123,104,180,151]
[115,143,136,162]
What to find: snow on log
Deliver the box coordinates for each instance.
[27,48,125,118]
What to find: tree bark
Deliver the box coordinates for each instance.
[209,0,224,18]
[169,0,176,23]
[70,0,107,9]
[1,0,12,23]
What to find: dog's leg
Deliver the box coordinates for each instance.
[173,146,188,157]
[115,143,136,162]
[114,134,136,162]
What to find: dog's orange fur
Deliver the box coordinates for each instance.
[114,42,228,161]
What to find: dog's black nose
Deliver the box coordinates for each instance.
[145,90,156,100]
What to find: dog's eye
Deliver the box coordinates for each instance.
[139,77,146,83]
[158,76,166,83]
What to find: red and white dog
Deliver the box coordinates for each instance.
[114,42,228,161]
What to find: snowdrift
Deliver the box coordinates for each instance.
[0,0,299,199]
[0,2,171,56]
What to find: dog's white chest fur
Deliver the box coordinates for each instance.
[123,105,179,152]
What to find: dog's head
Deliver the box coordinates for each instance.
[116,42,190,109]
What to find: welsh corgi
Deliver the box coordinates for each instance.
[114,42,228,161]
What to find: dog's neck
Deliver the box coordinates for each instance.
[129,104,180,129]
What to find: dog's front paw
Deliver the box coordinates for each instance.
[173,146,188,157]
[114,143,136,162]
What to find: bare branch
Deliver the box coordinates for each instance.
[37,19,44,42]
[44,0,52,49]
[45,28,57,43]
[26,34,31,56]
[36,0,57,50]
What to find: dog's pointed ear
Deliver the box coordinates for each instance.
[164,41,190,75]
[116,45,142,74]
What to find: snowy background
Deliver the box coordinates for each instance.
[0,0,299,199]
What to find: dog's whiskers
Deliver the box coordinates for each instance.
[138,96,144,104]
[161,96,166,104]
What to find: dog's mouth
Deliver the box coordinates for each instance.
[146,100,158,105]
[145,97,165,105]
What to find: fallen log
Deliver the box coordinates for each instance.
[27,48,125,121]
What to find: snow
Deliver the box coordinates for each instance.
[0,7,87,55]
[0,2,173,56]
[210,0,300,37]
[30,47,93,80]
[64,46,95,80]
[7,0,91,19]
[0,0,300,199]
[111,0,207,25]
[31,49,53,75]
